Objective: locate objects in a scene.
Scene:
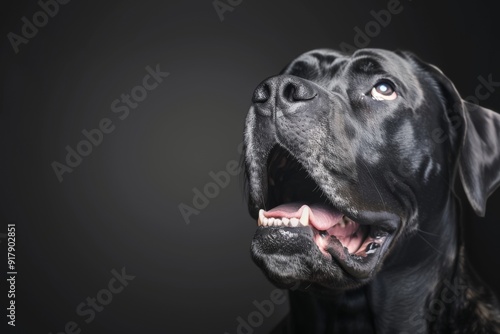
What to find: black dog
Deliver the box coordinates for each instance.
[243,48,500,333]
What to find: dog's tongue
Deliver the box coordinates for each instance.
[265,202,346,231]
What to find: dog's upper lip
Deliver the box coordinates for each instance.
[350,210,400,232]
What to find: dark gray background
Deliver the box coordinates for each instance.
[1,0,499,333]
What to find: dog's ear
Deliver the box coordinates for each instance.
[399,51,500,216]
[458,101,500,216]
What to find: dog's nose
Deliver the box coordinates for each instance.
[252,75,317,116]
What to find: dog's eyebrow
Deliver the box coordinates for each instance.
[348,56,386,76]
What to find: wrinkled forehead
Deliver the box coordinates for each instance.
[282,48,422,97]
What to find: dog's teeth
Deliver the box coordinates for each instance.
[299,207,309,226]
[258,209,265,226]
[365,242,380,254]
[282,218,290,226]
[268,218,275,226]
[339,220,346,228]
[275,218,282,226]
[290,218,299,227]
[263,218,269,227]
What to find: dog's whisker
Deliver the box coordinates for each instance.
[416,232,444,255]
[416,228,439,237]
[360,160,387,213]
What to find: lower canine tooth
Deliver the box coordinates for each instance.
[290,218,299,227]
[366,242,380,254]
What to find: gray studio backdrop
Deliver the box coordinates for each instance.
[1,0,499,333]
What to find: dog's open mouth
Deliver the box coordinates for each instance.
[254,145,395,275]
[258,203,386,258]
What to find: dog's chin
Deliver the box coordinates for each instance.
[249,145,399,290]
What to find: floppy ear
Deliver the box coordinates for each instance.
[458,101,500,216]
[400,51,500,216]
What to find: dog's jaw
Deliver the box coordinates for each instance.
[251,209,398,289]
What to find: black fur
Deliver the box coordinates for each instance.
[243,48,500,333]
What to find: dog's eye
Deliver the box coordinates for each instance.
[370,82,397,101]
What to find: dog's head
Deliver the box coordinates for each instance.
[244,48,500,290]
